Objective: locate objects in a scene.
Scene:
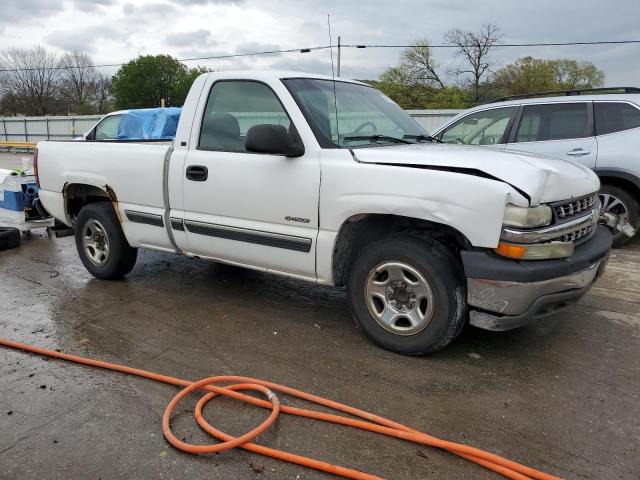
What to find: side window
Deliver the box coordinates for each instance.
[199,81,291,151]
[514,103,589,143]
[94,115,122,140]
[440,107,514,145]
[595,102,640,135]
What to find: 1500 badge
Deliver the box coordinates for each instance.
[285,216,310,224]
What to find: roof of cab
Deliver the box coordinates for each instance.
[203,70,367,85]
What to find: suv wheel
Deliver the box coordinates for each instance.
[599,184,640,247]
[347,236,467,355]
[75,202,138,279]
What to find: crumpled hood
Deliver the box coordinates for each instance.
[351,143,600,205]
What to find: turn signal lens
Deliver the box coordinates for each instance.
[495,242,527,259]
[495,241,574,260]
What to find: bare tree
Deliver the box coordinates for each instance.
[90,72,112,114]
[445,23,502,103]
[399,39,445,89]
[60,51,97,110]
[0,46,62,115]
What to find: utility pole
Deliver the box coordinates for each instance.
[337,36,341,77]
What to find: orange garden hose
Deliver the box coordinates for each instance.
[1,337,563,480]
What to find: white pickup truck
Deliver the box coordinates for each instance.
[35,71,612,354]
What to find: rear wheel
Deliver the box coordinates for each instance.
[75,202,137,279]
[599,184,640,247]
[347,236,467,355]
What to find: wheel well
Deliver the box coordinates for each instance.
[64,183,114,223]
[599,175,640,202]
[331,214,471,287]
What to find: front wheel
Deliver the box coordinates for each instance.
[599,184,640,247]
[75,202,137,279]
[347,236,467,355]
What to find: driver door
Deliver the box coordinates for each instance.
[438,106,516,147]
[181,80,320,279]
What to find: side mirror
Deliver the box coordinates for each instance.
[245,124,304,157]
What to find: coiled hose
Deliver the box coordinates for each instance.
[0,338,562,480]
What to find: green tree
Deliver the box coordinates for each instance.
[548,59,605,89]
[174,65,211,103]
[111,55,210,109]
[374,39,470,109]
[377,66,430,109]
[491,56,605,98]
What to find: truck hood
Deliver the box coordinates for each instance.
[351,143,599,205]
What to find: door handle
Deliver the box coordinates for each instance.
[186,165,208,181]
[566,148,590,157]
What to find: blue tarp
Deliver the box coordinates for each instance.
[117,107,182,140]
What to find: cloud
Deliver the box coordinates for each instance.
[169,0,242,4]
[72,0,116,8]
[3,0,640,87]
[1,0,64,26]
[166,29,213,48]
[45,26,119,54]
[235,41,282,57]
[122,2,178,18]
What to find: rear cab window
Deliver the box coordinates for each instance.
[513,103,590,143]
[198,80,292,152]
[594,102,640,135]
[94,114,123,140]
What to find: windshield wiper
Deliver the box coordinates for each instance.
[403,134,443,143]
[343,134,412,144]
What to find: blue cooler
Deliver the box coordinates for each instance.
[0,169,52,231]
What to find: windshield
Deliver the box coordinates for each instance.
[283,78,429,148]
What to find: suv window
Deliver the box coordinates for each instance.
[440,107,514,145]
[95,114,122,140]
[514,103,589,143]
[199,81,291,151]
[595,102,640,135]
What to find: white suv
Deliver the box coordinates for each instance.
[432,88,640,246]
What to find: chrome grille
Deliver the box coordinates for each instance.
[554,194,598,220]
[559,224,593,243]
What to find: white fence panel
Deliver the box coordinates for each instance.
[406,109,463,132]
[0,115,101,142]
[0,110,462,144]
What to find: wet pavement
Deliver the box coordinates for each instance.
[1,229,639,480]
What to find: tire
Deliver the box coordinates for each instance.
[347,236,467,355]
[599,184,640,248]
[0,227,21,251]
[74,202,137,279]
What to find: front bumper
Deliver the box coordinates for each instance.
[461,226,612,331]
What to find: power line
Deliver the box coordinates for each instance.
[0,46,333,73]
[0,39,639,73]
[345,39,640,48]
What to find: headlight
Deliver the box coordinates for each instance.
[502,204,552,228]
[495,241,574,260]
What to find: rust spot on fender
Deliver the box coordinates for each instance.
[104,184,123,223]
[62,182,71,222]
[104,184,117,202]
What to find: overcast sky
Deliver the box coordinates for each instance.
[2,0,640,85]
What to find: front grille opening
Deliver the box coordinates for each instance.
[555,194,597,219]
[559,225,593,243]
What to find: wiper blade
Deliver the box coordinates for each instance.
[343,135,413,144]
[403,134,443,143]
